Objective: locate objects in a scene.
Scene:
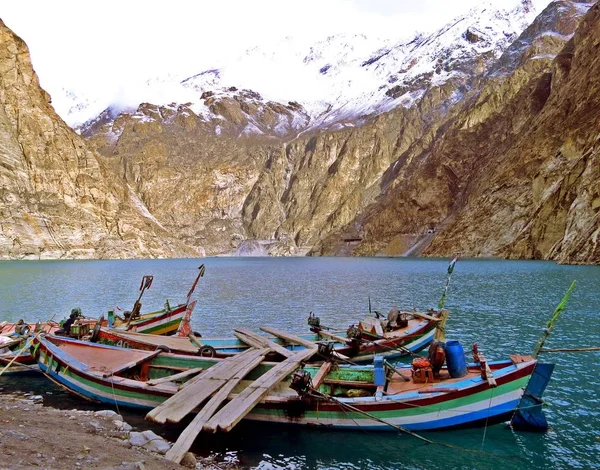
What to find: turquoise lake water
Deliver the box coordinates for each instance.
[0,257,599,469]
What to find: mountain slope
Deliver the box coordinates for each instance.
[3,1,597,264]
[0,20,201,259]
[73,1,539,136]
[78,1,550,257]
[318,0,598,264]
[426,0,600,263]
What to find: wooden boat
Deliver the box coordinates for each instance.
[0,304,192,373]
[97,267,204,336]
[0,266,205,373]
[101,301,189,336]
[33,335,554,435]
[0,321,60,373]
[90,309,446,363]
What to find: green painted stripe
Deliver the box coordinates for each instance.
[245,376,528,421]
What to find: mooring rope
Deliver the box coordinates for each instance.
[108,373,121,417]
[306,388,522,459]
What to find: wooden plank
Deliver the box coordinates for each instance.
[234,329,293,358]
[204,348,317,433]
[102,349,162,378]
[411,311,440,322]
[260,326,351,361]
[311,361,332,389]
[165,354,265,464]
[315,329,350,344]
[479,353,497,388]
[147,348,261,422]
[156,348,269,423]
[146,367,204,386]
[146,347,269,424]
[259,326,318,350]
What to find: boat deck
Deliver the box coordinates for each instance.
[55,341,152,375]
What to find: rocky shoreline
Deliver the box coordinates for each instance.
[0,390,235,470]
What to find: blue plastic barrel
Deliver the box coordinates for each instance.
[373,356,385,386]
[444,340,467,378]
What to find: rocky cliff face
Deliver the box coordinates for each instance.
[0,20,200,259]
[2,1,598,264]
[426,1,600,264]
[318,0,599,264]
[81,102,281,255]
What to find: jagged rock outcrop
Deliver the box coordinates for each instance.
[427,1,600,264]
[0,20,200,259]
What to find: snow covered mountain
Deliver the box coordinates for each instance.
[69,0,543,136]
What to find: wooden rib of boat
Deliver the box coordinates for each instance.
[33,335,554,434]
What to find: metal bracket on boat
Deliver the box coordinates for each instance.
[316,342,334,358]
[290,368,313,394]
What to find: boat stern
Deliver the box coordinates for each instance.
[510,362,555,431]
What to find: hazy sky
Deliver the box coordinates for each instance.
[1,0,547,117]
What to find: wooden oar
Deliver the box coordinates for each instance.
[437,257,458,310]
[186,264,205,304]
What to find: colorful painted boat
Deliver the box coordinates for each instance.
[0,266,205,373]
[92,309,445,363]
[97,267,204,336]
[0,304,190,372]
[33,335,554,432]
[102,301,190,336]
[0,321,60,373]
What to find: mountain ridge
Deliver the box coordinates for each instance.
[0,1,598,263]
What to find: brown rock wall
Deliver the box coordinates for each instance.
[0,20,198,259]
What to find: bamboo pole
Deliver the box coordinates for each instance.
[538,347,599,353]
[533,280,576,358]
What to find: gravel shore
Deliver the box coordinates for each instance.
[0,390,233,469]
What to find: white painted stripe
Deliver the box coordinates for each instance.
[246,388,524,429]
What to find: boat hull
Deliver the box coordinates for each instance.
[110,303,188,336]
[34,336,543,432]
[0,303,188,371]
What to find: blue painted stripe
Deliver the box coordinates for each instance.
[402,399,521,430]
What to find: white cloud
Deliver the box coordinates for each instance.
[1,0,550,123]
